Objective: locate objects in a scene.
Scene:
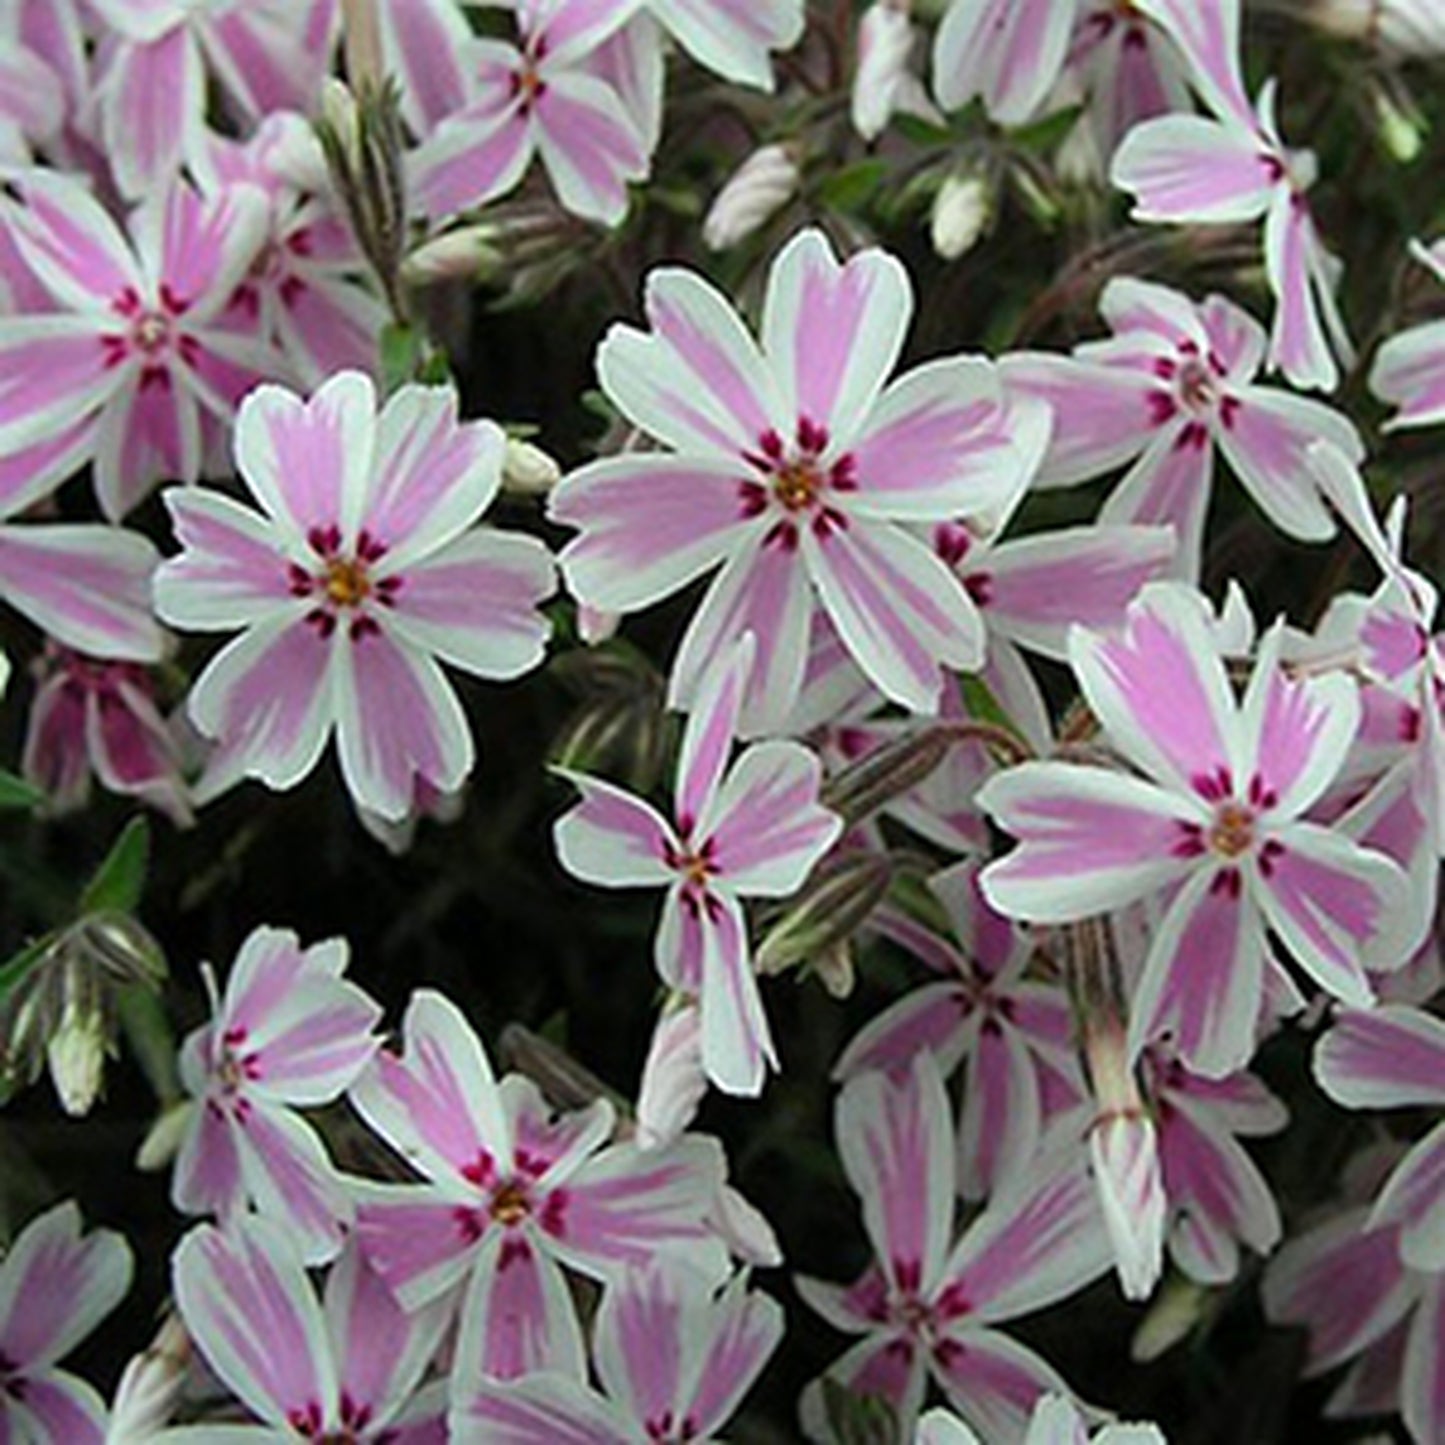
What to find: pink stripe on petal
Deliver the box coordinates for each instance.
[233,1101,351,1263]
[377,0,471,131]
[933,0,1073,124]
[592,1266,685,1427]
[1263,190,1340,393]
[650,0,802,87]
[833,982,972,1082]
[1370,1124,1445,1273]
[1315,1006,1445,1111]
[0,320,118,456]
[534,72,649,226]
[676,633,753,832]
[353,1184,484,1308]
[10,172,140,309]
[1110,115,1274,224]
[1098,424,1214,582]
[11,1370,107,1444]
[685,1275,785,1435]
[1128,865,1264,1079]
[698,890,774,1096]
[1132,0,1253,123]
[1404,1277,1445,1445]
[838,1057,955,1299]
[1371,319,1445,431]
[100,26,206,199]
[928,1327,1070,1443]
[459,1376,632,1445]
[410,103,533,220]
[553,772,674,888]
[958,1023,1041,1202]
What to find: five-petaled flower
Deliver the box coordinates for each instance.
[153,370,556,821]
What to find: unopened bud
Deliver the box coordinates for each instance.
[636,1000,706,1150]
[136,1101,193,1172]
[703,143,801,252]
[1131,1273,1212,1362]
[1090,1110,1166,1302]
[106,1313,191,1444]
[319,78,362,172]
[402,225,504,287]
[502,437,562,496]
[853,2,915,143]
[1309,0,1445,54]
[498,1023,625,1117]
[46,999,107,1116]
[821,725,954,827]
[755,851,888,977]
[932,173,991,260]
[1374,85,1425,162]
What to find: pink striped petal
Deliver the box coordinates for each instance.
[92,367,203,521]
[930,1327,1072,1443]
[932,0,1073,124]
[454,1228,586,1384]
[155,489,290,630]
[1072,582,1239,795]
[172,1218,336,1430]
[592,1265,685,1426]
[762,231,911,449]
[596,266,780,458]
[1098,425,1214,582]
[1371,319,1445,430]
[534,71,649,226]
[98,26,206,199]
[8,1370,107,1445]
[804,1330,928,1434]
[1404,1277,1445,1445]
[187,613,337,791]
[1263,189,1346,393]
[1262,1208,1412,1373]
[1132,0,1253,124]
[9,172,141,309]
[978,764,1197,923]
[1257,822,1407,999]
[377,0,472,132]
[1315,1006,1445,1110]
[0,523,162,662]
[1128,865,1265,1078]
[202,5,324,119]
[352,1183,482,1308]
[958,1021,1041,1201]
[409,73,533,219]
[553,773,674,887]
[0,421,95,520]
[684,1271,785,1433]
[1111,115,1275,224]
[388,529,555,680]
[457,1376,631,1445]
[833,982,972,1082]
[676,632,752,831]
[0,317,118,456]
[0,1203,131,1369]
[805,519,983,714]
[697,889,774,1096]
[350,989,512,1188]
[668,534,812,736]
[333,624,472,821]
[649,0,802,88]
[1370,1124,1445,1272]
[552,456,752,611]
[837,1056,955,1298]
[943,1146,1108,1322]
[980,524,1176,660]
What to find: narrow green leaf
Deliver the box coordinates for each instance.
[0,771,43,810]
[80,818,151,916]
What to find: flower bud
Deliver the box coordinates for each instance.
[502,437,563,496]
[137,1101,194,1171]
[402,225,505,287]
[106,1313,190,1444]
[46,998,108,1116]
[852,2,915,143]
[1090,1109,1166,1301]
[755,851,888,978]
[931,173,991,261]
[636,1000,706,1149]
[703,143,801,252]
[1131,1274,1212,1362]
[1309,0,1445,54]
[821,724,955,828]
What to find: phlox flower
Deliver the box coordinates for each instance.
[834,860,1083,1201]
[410,0,651,226]
[454,1262,783,1442]
[349,990,729,1385]
[0,170,279,520]
[551,227,1051,732]
[554,636,842,1096]
[797,1054,1110,1441]
[200,114,389,389]
[1263,1201,1445,1444]
[167,1220,448,1444]
[83,0,335,198]
[1111,0,1352,390]
[1372,240,1445,429]
[171,925,382,1264]
[978,582,1412,1078]
[22,642,191,826]
[920,1392,1167,1443]
[152,371,555,821]
[1315,1005,1445,1273]
[1003,276,1363,580]
[0,1201,133,1445]
[645,0,804,90]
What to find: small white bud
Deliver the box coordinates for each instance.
[930,173,991,261]
[106,1314,191,1445]
[703,143,800,252]
[320,78,362,169]
[402,225,504,286]
[502,437,563,496]
[1091,1112,1167,1302]
[1131,1274,1212,1362]
[46,1001,107,1117]
[136,1101,194,1172]
[852,2,915,143]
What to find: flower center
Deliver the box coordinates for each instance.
[324,557,372,609]
[772,457,822,511]
[490,1181,532,1226]
[1207,802,1255,859]
[288,525,402,642]
[738,418,856,550]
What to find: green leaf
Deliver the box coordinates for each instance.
[815,160,889,214]
[0,771,43,810]
[0,934,53,1005]
[117,984,181,1105]
[81,818,151,916]
[379,321,424,393]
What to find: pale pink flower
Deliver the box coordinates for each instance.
[349,990,728,1384]
[1372,241,1445,430]
[171,925,383,1264]
[979,582,1413,1078]
[410,0,650,226]
[1003,277,1363,580]
[22,642,191,826]
[1111,0,1353,390]
[834,860,1083,1201]
[84,0,336,198]
[0,170,278,520]
[454,1262,783,1442]
[797,1055,1110,1440]
[200,114,389,389]
[169,1220,448,1444]
[551,227,1052,732]
[153,371,555,821]
[555,636,841,1095]
[1263,1204,1444,1443]
[853,2,918,143]
[0,1201,133,1445]
[1315,1005,1445,1273]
